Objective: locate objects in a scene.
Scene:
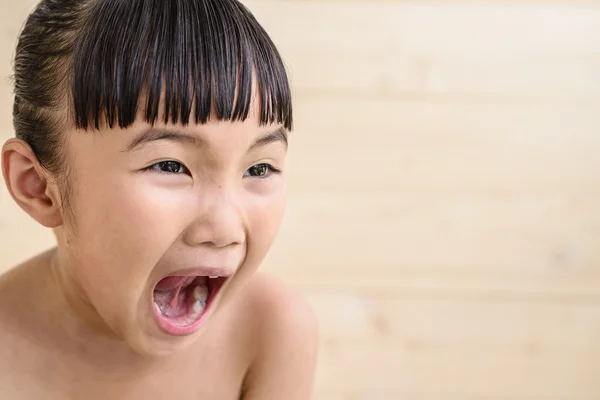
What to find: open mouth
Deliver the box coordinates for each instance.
[152,274,228,336]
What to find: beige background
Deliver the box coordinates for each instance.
[2,0,600,399]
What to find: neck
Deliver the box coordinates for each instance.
[48,248,118,338]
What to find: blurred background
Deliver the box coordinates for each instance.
[2,0,600,399]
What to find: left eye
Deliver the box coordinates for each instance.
[149,161,189,175]
[245,164,276,178]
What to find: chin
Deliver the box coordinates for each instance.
[128,333,198,358]
[121,315,204,358]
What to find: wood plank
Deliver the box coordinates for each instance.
[312,392,580,400]
[277,194,600,270]
[422,58,600,100]
[244,1,600,101]
[263,191,600,296]
[246,1,600,57]
[270,267,600,300]
[284,98,600,193]
[306,292,600,397]
[285,53,600,101]
[283,49,425,96]
[265,99,600,295]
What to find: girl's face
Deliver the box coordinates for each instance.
[55,105,288,355]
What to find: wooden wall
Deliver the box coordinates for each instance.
[2,1,600,399]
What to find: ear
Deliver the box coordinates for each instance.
[1,138,63,228]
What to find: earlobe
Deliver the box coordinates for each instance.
[2,138,63,228]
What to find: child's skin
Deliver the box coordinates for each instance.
[0,97,319,398]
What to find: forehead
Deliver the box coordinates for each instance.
[123,121,288,155]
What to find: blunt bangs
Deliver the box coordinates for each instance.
[70,0,293,131]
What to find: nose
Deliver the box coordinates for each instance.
[183,187,246,248]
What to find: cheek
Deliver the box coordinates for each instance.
[246,187,287,258]
[65,176,189,298]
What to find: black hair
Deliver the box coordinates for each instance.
[13,0,293,175]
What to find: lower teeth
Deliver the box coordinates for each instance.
[193,285,209,302]
[175,285,209,326]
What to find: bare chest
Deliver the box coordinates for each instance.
[0,335,247,400]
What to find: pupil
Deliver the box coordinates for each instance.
[253,165,267,176]
[163,162,180,173]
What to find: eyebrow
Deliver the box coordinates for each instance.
[248,126,288,151]
[123,126,288,153]
[123,129,202,152]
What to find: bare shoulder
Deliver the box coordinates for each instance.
[238,273,319,400]
[239,273,318,346]
[242,272,318,340]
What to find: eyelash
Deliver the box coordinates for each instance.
[144,161,190,175]
[244,163,281,179]
[144,161,281,179]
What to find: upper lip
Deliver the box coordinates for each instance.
[157,266,235,280]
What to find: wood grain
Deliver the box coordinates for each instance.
[308,292,600,398]
[2,0,600,399]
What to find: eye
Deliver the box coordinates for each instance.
[148,161,189,175]
[245,163,279,178]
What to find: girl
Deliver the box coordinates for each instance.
[0,0,318,398]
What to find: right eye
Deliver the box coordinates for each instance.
[147,161,189,175]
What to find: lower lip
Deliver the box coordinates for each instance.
[151,278,227,336]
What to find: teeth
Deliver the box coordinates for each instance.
[193,285,209,302]
[190,285,208,322]
[170,285,208,327]
[192,300,205,315]
[209,276,219,279]
[175,297,206,326]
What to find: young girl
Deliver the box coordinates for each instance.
[0,0,318,398]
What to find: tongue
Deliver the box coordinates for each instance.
[155,276,195,292]
[154,287,188,318]
[153,276,209,319]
